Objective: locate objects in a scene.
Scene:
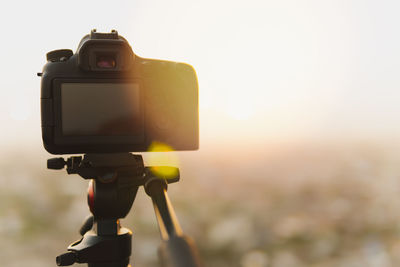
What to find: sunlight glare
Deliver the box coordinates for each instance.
[146,141,180,180]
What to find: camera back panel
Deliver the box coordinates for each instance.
[40,31,198,154]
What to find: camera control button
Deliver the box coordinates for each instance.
[46,49,73,62]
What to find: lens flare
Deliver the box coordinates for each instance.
[146,141,180,179]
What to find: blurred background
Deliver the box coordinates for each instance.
[1,0,400,266]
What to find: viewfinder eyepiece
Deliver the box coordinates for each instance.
[96,54,116,69]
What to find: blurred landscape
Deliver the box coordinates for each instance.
[1,1,400,266]
[2,140,400,267]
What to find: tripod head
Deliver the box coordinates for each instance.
[47,153,200,267]
[48,153,178,220]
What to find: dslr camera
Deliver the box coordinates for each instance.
[40,30,198,154]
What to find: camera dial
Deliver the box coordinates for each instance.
[46,49,73,62]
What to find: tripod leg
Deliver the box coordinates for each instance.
[145,178,182,239]
[144,177,203,267]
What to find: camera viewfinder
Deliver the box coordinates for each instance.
[96,54,116,69]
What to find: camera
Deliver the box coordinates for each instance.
[40,30,198,154]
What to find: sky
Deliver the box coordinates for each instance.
[1,0,400,152]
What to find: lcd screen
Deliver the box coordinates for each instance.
[61,83,143,136]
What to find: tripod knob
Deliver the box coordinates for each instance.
[47,158,66,170]
[56,251,76,266]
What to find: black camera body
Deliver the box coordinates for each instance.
[40,30,198,154]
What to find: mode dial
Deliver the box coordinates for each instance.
[46,49,73,62]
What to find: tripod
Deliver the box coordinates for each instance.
[47,153,203,267]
